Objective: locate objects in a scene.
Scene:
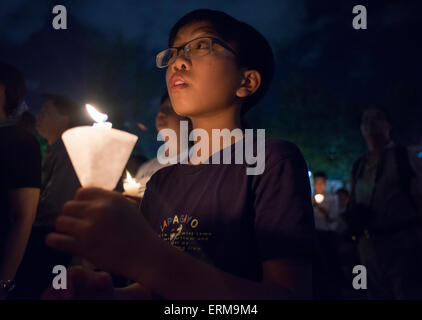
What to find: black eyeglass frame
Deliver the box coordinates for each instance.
[156,36,238,69]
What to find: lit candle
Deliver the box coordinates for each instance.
[62,104,138,190]
[314,194,325,204]
[123,170,141,197]
[86,104,112,129]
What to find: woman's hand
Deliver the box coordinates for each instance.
[42,266,114,300]
[123,193,142,207]
[46,188,153,278]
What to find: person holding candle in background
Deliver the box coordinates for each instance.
[0,62,41,299]
[11,94,82,299]
[312,171,338,231]
[133,91,191,197]
[44,9,316,300]
[311,171,341,299]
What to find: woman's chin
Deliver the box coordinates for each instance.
[173,106,196,118]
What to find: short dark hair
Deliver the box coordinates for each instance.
[313,171,327,180]
[361,107,392,126]
[0,62,26,117]
[168,9,275,115]
[42,93,80,127]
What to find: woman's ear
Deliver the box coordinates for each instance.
[236,69,261,99]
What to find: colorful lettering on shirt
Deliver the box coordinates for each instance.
[161,214,199,231]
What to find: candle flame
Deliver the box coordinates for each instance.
[123,170,141,196]
[314,194,325,204]
[86,104,108,123]
[125,170,135,184]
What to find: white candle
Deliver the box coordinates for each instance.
[62,104,138,190]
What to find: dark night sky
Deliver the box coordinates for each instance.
[1,0,421,172]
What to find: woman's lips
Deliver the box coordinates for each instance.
[171,83,188,90]
[170,75,188,90]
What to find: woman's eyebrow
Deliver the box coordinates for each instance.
[190,26,216,36]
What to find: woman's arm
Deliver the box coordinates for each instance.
[46,188,310,300]
[128,237,311,299]
[0,188,39,282]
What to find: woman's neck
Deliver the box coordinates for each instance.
[189,105,242,162]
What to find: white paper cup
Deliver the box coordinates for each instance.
[62,126,138,190]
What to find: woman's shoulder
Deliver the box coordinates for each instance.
[264,138,305,169]
[144,161,178,187]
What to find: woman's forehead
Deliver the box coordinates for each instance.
[172,21,217,45]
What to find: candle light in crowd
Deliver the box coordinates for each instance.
[86,104,112,129]
[123,170,141,197]
[314,194,325,204]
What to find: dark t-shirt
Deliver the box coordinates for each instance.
[0,122,41,254]
[34,138,81,227]
[140,138,316,281]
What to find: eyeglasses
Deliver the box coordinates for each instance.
[156,36,238,69]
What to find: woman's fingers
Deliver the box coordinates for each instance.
[74,187,113,201]
[45,232,80,255]
[61,200,92,219]
[55,215,88,235]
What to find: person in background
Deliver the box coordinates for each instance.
[11,93,81,299]
[312,171,341,299]
[407,139,422,221]
[17,110,48,160]
[336,187,352,236]
[0,62,41,299]
[336,188,349,215]
[17,111,36,135]
[312,171,338,231]
[345,107,422,299]
[135,91,191,191]
[126,154,148,178]
[335,187,362,299]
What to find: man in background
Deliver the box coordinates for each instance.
[312,171,341,298]
[345,107,422,299]
[12,93,81,299]
[135,92,191,192]
[0,62,41,300]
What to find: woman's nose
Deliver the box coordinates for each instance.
[171,52,190,72]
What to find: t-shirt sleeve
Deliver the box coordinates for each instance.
[253,142,316,261]
[8,131,41,189]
